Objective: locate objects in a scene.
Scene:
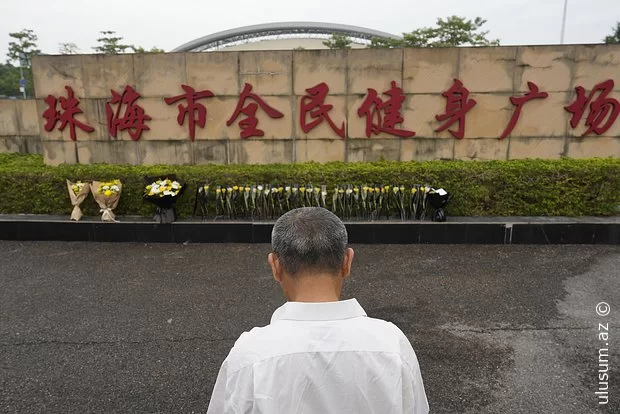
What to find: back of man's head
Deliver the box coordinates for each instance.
[271,207,348,277]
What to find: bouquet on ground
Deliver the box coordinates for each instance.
[92,180,122,222]
[427,188,452,222]
[66,180,91,221]
[143,176,186,223]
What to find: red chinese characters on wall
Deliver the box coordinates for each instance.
[300,82,345,139]
[42,86,94,141]
[435,79,476,139]
[500,82,549,139]
[357,81,415,138]
[226,83,284,139]
[41,78,619,143]
[106,85,151,141]
[565,79,619,136]
[164,84,214,141]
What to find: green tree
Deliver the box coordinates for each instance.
[6,29,41,65]
[604,22,620,44]
[371,16,499,48]
[58,42,80,54]
[93,31,132,54]
[0,63,21,97]
[131,45,165,53]
[323,33,352,49]
[5,29,39,97]
[369,38,406,48]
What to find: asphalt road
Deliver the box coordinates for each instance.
[0,242,618,413]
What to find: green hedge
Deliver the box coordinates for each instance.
[1,153,619,217]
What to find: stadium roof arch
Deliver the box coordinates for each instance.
[172,22,401,52]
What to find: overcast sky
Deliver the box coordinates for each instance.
[1,0,618,58]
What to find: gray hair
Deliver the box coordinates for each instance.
[271,207,348,276]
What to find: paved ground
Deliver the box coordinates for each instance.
[0,241,618,413]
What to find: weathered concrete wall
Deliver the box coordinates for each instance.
[0,99,42,154]
[25,45,620,165]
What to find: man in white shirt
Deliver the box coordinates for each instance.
[207,207,429,413]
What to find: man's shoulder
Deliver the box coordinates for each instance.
[237,315,404,340]
[231,316,410,357]
[231,325,272,351]
[222,325,280,374]
[222,317,419,376]
[353,316,414,349]
[361,315,407,335]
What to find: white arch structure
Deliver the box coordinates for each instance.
[171,22,401,52]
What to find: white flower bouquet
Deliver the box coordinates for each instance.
[143,176,185,223]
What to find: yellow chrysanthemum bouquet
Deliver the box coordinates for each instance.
[66,180,91,221]
[91,179,123,222]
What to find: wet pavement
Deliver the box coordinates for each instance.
[0,242,618,413]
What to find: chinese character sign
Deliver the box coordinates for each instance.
[565,79,619,136]
[300,82,345,139]
[500,82,549,140]
[42,85,94,141]
[40,78,619,143]
[227,83,284,139]
[435,79,476,140]
[165,84,214,141]
[357,81,415,138]
[106,85,151,141]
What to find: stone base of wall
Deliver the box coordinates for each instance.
[0,216,617,245]
[0,99,42,155]
[0,136,43,154]
[40,136,620,166]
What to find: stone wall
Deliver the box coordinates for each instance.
[25,45,620,164]
[0,99,42,154]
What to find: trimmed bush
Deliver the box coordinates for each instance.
[0,153,619,217]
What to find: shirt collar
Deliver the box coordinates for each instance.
[271,299,367,323]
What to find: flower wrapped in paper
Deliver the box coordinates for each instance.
[143,176,186,223]
[66,180,91,221]
[92,180,122,222]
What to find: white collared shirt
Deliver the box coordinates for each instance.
[207,299,429,414]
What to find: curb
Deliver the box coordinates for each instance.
[0,217,617,244]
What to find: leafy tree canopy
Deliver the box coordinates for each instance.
[604,22,620,44]
[7,29,41,66]
[131,46,165,53]
[58,42,79,55]
[371,16,500,48]
[323,33,353,49]
[92,31,132,54]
